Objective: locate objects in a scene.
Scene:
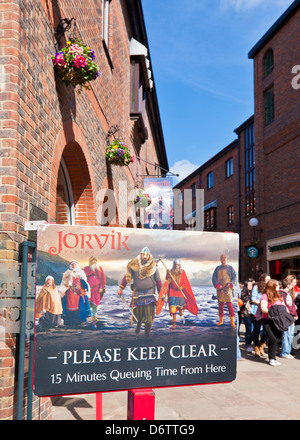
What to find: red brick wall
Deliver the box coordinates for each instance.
[0,335,16,419]
[201,145,239,233]
[0,0,167,419]
[174,142,239,233]
[253,8,300,241]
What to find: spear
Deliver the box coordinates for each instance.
[119,293,138,323]
[157,258,187,300]
[131,288,136,326]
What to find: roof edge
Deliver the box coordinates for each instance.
[174,139,238,189]
[248,0,300,59]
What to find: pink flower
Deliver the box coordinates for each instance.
[69,44,84,54]
[131,155,135,163]
[53,52,66,67]
[73,55,87,68]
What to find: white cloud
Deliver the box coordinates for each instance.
[220,0,262,10]
[170,160,199,184]
[220,0,292,11]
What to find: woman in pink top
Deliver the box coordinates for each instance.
[260,279,285,366]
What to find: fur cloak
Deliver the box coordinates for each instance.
[125,254,157,284]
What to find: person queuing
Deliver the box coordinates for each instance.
[250,273,270,358]
[279,275,297,359]
[240,279,254,352]
[260,279,285,366]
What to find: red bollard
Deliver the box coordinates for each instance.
[127,388,155,420]
[96,393,103,420]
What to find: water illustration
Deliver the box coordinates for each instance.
[35,284,238,336]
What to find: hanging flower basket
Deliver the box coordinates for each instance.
[52,38,100,92]
[105,139,135,166]
[134,189,152,207]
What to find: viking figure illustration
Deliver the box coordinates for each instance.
[84,256,106,320]
[117,247,162,336]
[212,254,236,327]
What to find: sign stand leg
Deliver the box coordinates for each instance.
[96,393,103,420]
[127,389,155,420]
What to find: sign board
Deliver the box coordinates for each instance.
[144,177,173,229]
[33,224,239,396]
[247,246,259,259]
[0,261,36,333]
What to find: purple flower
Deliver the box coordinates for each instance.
[93,70,101,79]
[53,52,66,67]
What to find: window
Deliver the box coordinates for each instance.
[244,124,256,216]
[204,208,216,230]
[263,49,273,77]
[56,158,75,225]
[191,183,196,199]
[226,158,233,178]
[264,85,274,125]
[207,171,213,189]
[246,193,256,217]
[227,205,234,225]
[129,39,151,143]
[131,61,146,116]
[102,0,111,48]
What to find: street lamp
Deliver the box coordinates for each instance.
[248,217,259,280]
[249,217,259,228]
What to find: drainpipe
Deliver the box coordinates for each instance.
[237,134,242,282]
[17,241,35,420]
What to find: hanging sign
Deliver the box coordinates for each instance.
[143,177,174,229]
[33,224,239,396]
[247,246,259,259]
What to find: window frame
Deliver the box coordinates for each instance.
[102,0,111,48]
[102,0,113,68]
[264,85,274,126]
[130,60,146,117]
[263,49,274,77]
[57,158,75,225]
[225,158,233,178]
[204,207,216,230]
[207,171,214,189]
[227,205,234,225]
[244,124,256,217]
[191,182,196,199]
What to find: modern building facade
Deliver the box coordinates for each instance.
[175,0,300,283]
[248,0,300,281]
[0,0,168,419]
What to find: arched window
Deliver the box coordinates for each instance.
[263,49,273,77]
[56,157,75,225]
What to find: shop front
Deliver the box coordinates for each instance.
[267,233,300,280]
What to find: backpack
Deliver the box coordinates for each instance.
[268,304,295,332]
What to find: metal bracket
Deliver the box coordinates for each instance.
[106,125,121,145]
[55,17,77,47]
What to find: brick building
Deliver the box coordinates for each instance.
[174,0,300,283]
[0,0,168,419]
[173,139,238,233]
[248,0,300,281]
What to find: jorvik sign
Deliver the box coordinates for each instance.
[33,224,239,396]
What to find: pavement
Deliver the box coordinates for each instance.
[50,325,300,421]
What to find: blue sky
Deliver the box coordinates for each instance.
[141,0,293,183]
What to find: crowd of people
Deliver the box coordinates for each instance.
[237,273,300,366]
